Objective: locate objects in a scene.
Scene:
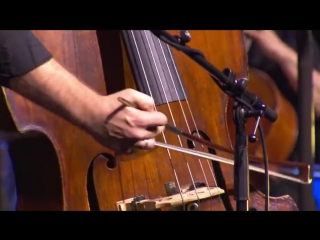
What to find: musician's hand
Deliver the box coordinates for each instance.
[92,88,167,153]
[244,30,284,60]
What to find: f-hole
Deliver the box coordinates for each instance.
[87,153,116,211]
[186,130,234,211]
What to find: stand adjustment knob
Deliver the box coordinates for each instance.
[180,30,191,43]
[174,30,191,45]
[248,134,258,143]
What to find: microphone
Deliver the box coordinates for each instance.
[243,91,278,122]
[150,30,278,123]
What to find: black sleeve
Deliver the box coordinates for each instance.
[0,30,53,87]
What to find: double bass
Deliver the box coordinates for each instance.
[0,30,309,211]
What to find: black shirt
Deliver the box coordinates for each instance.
[0,30,52,87]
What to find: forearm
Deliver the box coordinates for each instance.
[271,42,320,115]
[8,58,103,132]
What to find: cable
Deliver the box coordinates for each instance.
[258,124,270,211]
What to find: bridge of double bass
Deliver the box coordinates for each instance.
[116,186,224,211]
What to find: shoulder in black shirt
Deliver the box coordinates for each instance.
[0,30,52,87]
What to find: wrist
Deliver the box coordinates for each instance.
[77,93,105,135]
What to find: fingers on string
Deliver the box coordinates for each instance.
[129,109,168,128]
[125,88,155,112]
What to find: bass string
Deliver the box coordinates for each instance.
[129,30,187,209]
[129,30,222,210]
[136,30,201,209]
[158,36,221,209]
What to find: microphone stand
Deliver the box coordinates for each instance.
[150,30,278,211]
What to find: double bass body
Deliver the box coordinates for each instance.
[92,30,245,211]
[0,30,297,211]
